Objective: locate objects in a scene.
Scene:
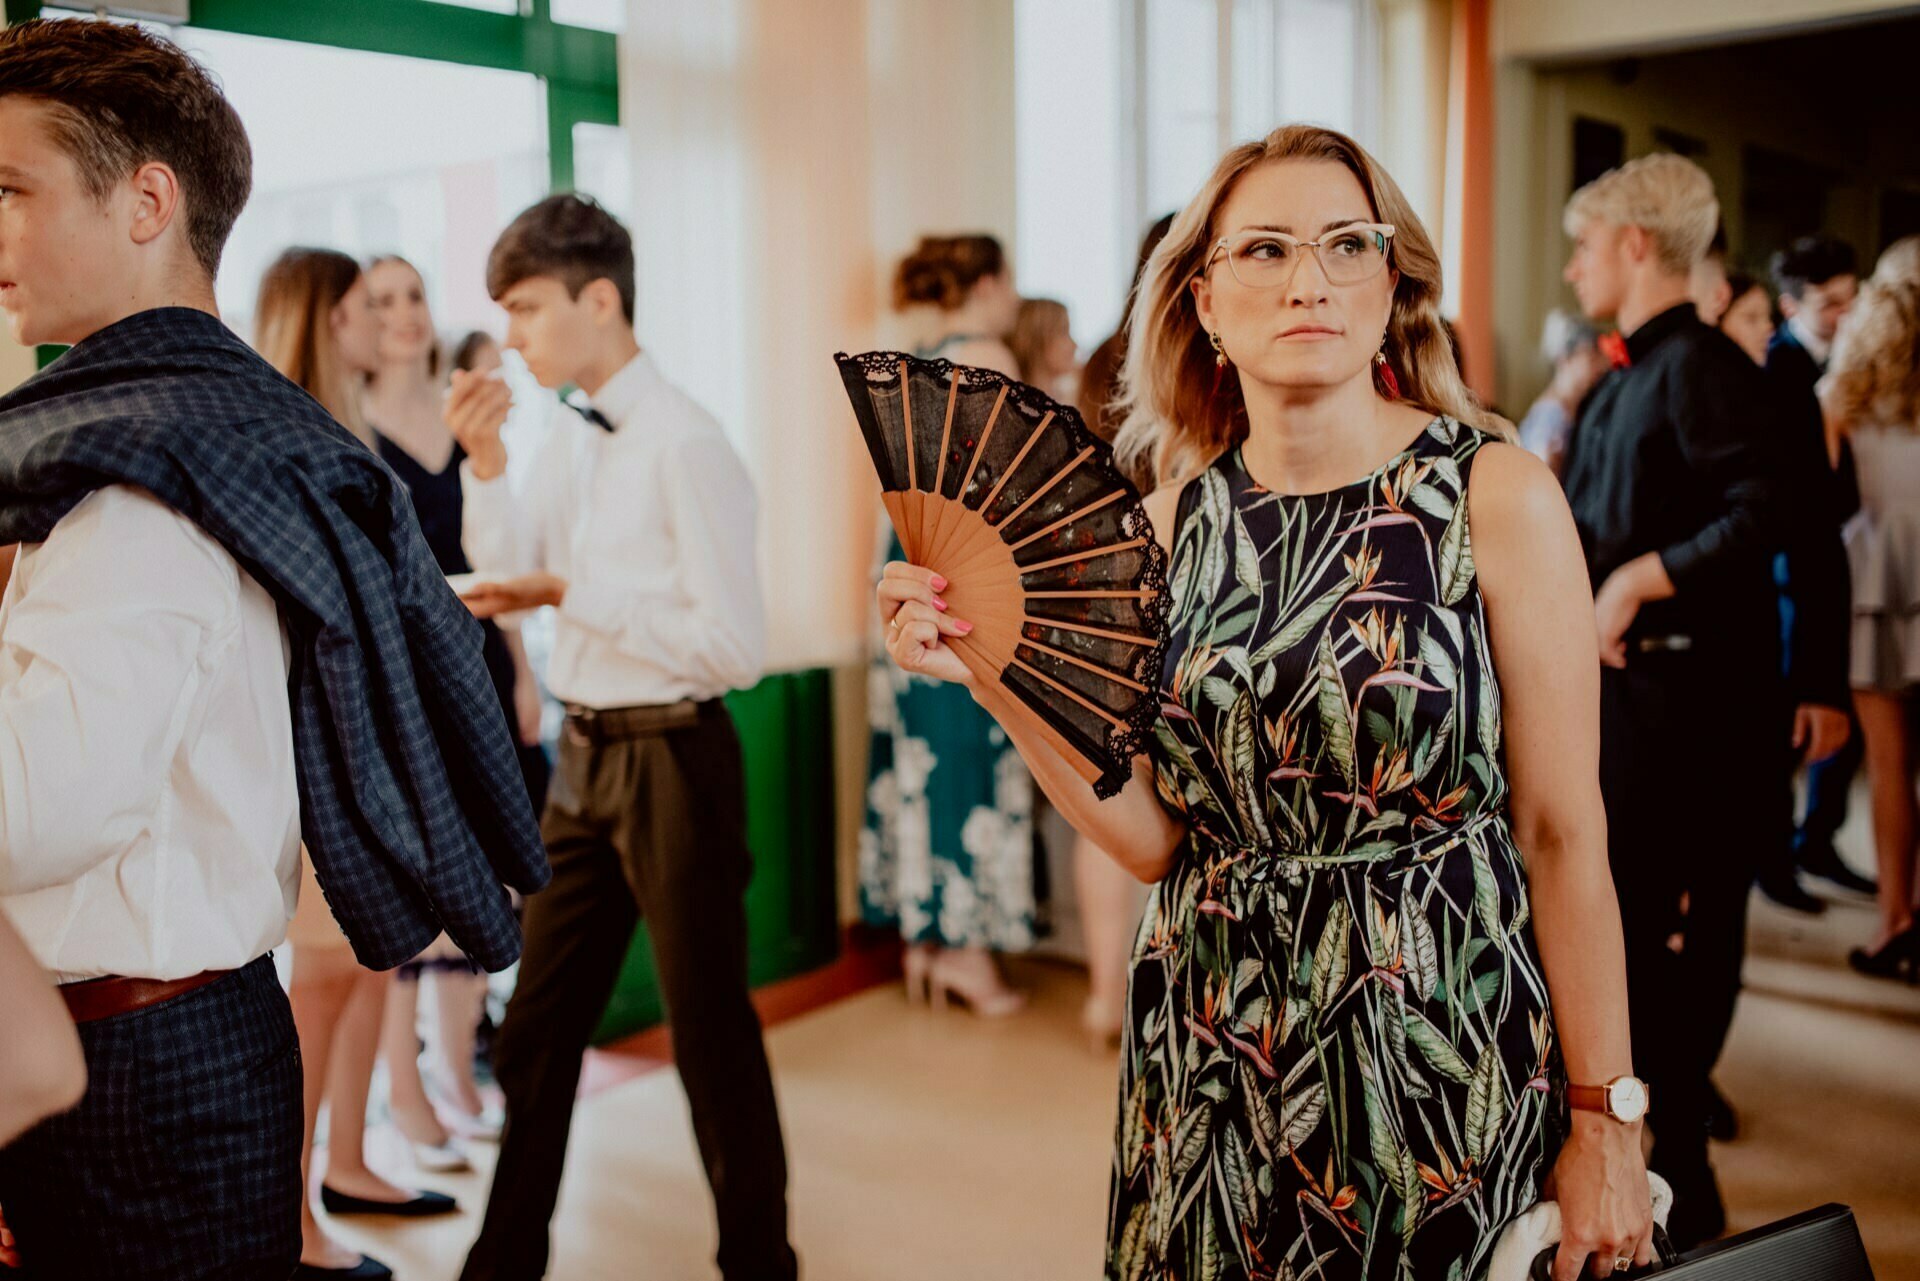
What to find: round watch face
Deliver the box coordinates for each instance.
[1607,1077,1648,1122]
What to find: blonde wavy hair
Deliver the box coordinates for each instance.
[1823,236,1920,435]
[1562,153,1718,276]
[1114,124,1488,487]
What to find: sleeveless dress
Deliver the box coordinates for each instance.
[375,433,549,813]
[859,336,1037,949]
[1843,423,1920,691]
[1108,418,1560,1281]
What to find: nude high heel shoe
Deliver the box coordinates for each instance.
[902,942,936,1004]
[929,946,1027,1018]
[1081,994,1125,1052]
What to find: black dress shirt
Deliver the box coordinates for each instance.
[1561,303,1801,675]
[1758,336,1854,710]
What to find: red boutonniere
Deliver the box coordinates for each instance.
[1598,331,1631,370]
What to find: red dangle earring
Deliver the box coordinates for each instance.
[1374,342,1401,401]
[1209,329,1233,398]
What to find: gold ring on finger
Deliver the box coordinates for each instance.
[1614,1259,1630,1273]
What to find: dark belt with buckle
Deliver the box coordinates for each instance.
[59,970,231,1024]
[562,699,704,745]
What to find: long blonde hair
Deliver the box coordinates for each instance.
[1115,124,1488,487]
[1824,236,1920,436]
[255,247,369,444]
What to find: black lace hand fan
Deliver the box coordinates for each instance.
[837,350,1169,799]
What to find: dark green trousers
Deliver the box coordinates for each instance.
[462,700,797,1281]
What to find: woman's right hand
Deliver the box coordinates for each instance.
[878,561,975,687]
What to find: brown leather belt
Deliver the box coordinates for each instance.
[59,969,231,1024]
[562,699,703,745]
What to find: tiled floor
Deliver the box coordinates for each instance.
[326,866,1920,1281]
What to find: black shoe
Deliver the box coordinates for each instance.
[1757,870,1825,914]
[1660,1164,1727,1251]
[1847,927,1920,983]
[319,1184,459,1217]
[293,1256,394,1280]
[1798,843,1879,896]
[1706,1082,1739,1141]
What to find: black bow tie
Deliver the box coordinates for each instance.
[567,400,616,433]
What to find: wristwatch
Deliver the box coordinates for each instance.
[1567,1075,1649,1123]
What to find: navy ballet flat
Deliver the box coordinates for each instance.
[319,1184,459,1217]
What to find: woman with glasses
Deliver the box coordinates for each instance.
[876,125,1650,1281]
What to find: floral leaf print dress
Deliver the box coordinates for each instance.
[1109,418,1560,1281]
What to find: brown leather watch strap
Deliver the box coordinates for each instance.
[1566,1083,1610,1115]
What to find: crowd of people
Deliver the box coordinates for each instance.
[0,18,785,1281]
[1,12,1917,1281]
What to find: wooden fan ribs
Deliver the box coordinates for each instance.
[837,349,1167,796]
[896,360,924,557]
[1025,614,1159,649]
[995,444,1092,534]
[919,372,966,571]
[1010,658,1129,728]
[1020,536,1148,576]
[954,384,1011,507]
[1007,485,1127,554]
[976,410,1054,523]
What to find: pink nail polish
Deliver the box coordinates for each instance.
[934,597,948,611]
[931,574,948,591]
[956,620,974,634]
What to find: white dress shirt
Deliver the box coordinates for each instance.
[1787,313,1832,369]
[0,486,300,983]
[461,351,766,708]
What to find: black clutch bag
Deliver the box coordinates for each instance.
[1531,1205,1874,1280]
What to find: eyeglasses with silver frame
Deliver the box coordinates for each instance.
[1204,222,1397,289]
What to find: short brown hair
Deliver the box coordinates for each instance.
[892,235,1005,312]
[486,193,635,322]
[450,330,498,373]
[0,18,252,279]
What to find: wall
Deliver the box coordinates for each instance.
[1491,5,1920,413]
[1493,0,1908,61]
[1375,0,1453,267]
[620,0,1018,935]
[621,0,1015,679]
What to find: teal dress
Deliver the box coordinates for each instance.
[859,336,1037,950]
[1109,418,1560,1281]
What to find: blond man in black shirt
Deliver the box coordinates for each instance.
[1558,153,1845,1249]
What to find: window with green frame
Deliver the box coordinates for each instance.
[6,0,618,366]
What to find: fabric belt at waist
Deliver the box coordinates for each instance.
[1213,809,1507,880]
[58,969,232,1024]
[562,698,710,745]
